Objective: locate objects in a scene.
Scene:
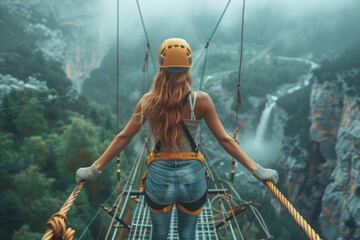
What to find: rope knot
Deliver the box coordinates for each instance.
[205,39,210,48]
[45,212,75,240]
[233,83,242,111]
[233,126,238,143]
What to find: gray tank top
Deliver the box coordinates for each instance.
[155,92,201,152]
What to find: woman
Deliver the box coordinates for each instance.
[76,38,278,239]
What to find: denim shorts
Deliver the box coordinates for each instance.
[145,160,207,205]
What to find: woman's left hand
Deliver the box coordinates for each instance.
[251,164,279,184]
[75,161,101,183]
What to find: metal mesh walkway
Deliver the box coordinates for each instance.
[128,196,219,240]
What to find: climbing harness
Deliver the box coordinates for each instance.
[146,150,205,166]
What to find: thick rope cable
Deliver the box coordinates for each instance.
[136,0,157,73]
[265,181,322,240]
[42,181,85,240]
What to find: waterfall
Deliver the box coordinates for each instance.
[254,95,277,144]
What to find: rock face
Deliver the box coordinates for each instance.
[319,92,360,240]
[4,0,108,91]
[279,71,360,239]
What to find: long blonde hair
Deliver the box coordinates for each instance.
[139,69,192,152]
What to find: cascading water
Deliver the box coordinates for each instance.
[254,95,277,145]
[246,57,319,162]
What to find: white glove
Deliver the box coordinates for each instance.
[252,164,279,184]
[76,161,101,183]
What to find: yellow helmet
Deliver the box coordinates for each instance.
[158,38,193,73]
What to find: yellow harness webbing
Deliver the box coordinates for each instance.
[146,150,205,167]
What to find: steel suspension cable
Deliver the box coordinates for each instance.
[221,179,272,238]
[229,0,246,193]
[78,186,119,240]
[234,0,246,117]
[105,140,142,240]
[201,145,241,239]
[103,138,146,240]
[116,140,149,240]
[192,0,232,74]
[103,138,145,240]
[136,0,157,73]
[116,0,122,200]
[109,143,147,240]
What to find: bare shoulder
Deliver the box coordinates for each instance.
[194,91,213,119]
[196,91,212,103]
[196,91,213,108]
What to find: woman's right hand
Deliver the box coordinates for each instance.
[75,161,101,183]
[252,164,279,184]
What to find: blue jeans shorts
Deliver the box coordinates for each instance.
[145,160,208,239]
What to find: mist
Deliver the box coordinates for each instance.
[97,0,360,57]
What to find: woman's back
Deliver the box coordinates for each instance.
[160,91,202,152]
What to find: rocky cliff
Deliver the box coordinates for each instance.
[277,60,360,239]
[2,0,108,91]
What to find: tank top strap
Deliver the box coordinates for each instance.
[188,91,197,120]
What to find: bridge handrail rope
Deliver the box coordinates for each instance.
[42,181,85,240]
[265,181,322,240]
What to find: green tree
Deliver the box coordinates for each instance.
[13,165,58,232]
[22,136,48,170]
[0,132,17,176]
[57,117,99,186]
[13,99,48,137]
[0,189,31,240]
[11,225,42,240]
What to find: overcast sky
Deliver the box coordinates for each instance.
[96,0,359,56]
